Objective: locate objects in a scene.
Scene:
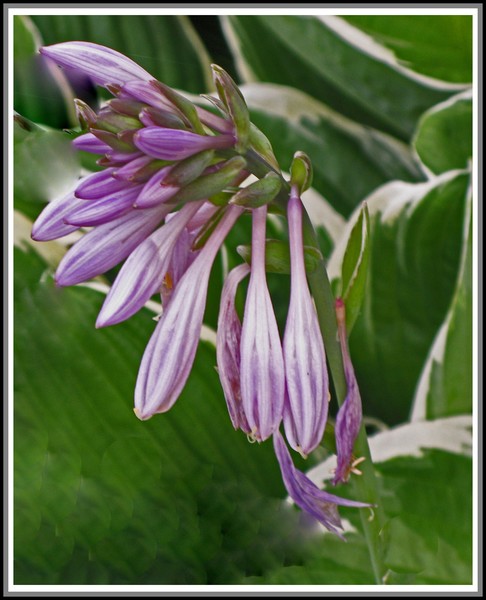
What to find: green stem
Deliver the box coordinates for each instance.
[245,148,387,583]
[301,210,387,585]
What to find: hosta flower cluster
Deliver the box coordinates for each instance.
[32,42,368,536]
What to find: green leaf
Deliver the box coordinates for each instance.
[329,171,470,425]
[14,116,81,220]
[411,189,473,420]
[222,15,462,141]
[413,93,473,174]
[343,15,473,84]
[31,14,213,94]
[242,435,472,584]
[14,247,315,584]
[14,16,72,128]
[242,83,425,217]
[339,202,371,333]
[379,450,472,583]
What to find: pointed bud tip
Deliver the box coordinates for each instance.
[133,407,152,421]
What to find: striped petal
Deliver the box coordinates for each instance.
[64,185,142,227]
[40,42,153,87]
[96,201,203,327]
[55,204,168,286]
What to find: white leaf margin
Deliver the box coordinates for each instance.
[306,415,473,489]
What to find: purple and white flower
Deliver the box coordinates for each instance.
[283,191,330,457]
[240,205,286,442]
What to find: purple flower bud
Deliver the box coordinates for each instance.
[333,299,363,486]
[96,200,204,327]
[40,42,152,87]
[73,132,111,155]
[134,166,178,208]
[240,205,285,442]
[55,204,169,287]
[31,186,86,241]
[133,127,235,162]
[273,431,370,538]
[217,263,251,434]
[64,185,142,227]
[283,192,329,457]
[134,206,243,419]
[74,168,129,200]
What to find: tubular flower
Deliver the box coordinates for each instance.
[283,191,330,457]
[273,431,370,538]
[216,263,252,435]
[333,299,364,485]
[134,205,243,419]
[240,205,286,442]
[32,41,370,533]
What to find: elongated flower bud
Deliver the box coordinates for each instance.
[273,431,370,538]
[134,205,243,419]
[283,192,329,457]
[240,205,285,442]
[333,298,363,485]
[134,127,235,162]
[217,263,251,434]
[40,41,153,87]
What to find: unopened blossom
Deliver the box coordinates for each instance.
[283,191,330,457]
[216,263,251,434]
[135,205,243,419]
[333,298,364,485]
[240,205,285,442]
[273,431,370,538]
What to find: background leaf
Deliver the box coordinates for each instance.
[14,16,73,128]
[222,15,462,141]
[339,202,371,333]
[413,93,473,174]
[411,191,473,421]
[14,246,316,584]
[343,15,473,84]
[329,171,470,425]
[14,115,81,220]
[242,83,425,217]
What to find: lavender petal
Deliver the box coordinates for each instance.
[40,42,153,87]
[55,204,168,287]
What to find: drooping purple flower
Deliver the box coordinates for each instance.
[283,191,330,457]
[273,431,370,538]
[240,205,285,442]
[333,298,363,485]
[134,205,243,420]
[216,263,251,434]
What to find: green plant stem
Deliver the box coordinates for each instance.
[245,148,387,583]
[301,210,387,585]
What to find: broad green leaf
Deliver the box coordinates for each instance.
[241,83,425,217]
[413,93,473,174]
[222,15,462,141]
[411,190,473,421]
[329,171,470,425]
[14,247,314,584]
[344,15,473,84]
[237,239,323,274]
[30,14,213,94]
[339,202,371,333]
[14,115,81,220]
[14,16,72,128]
